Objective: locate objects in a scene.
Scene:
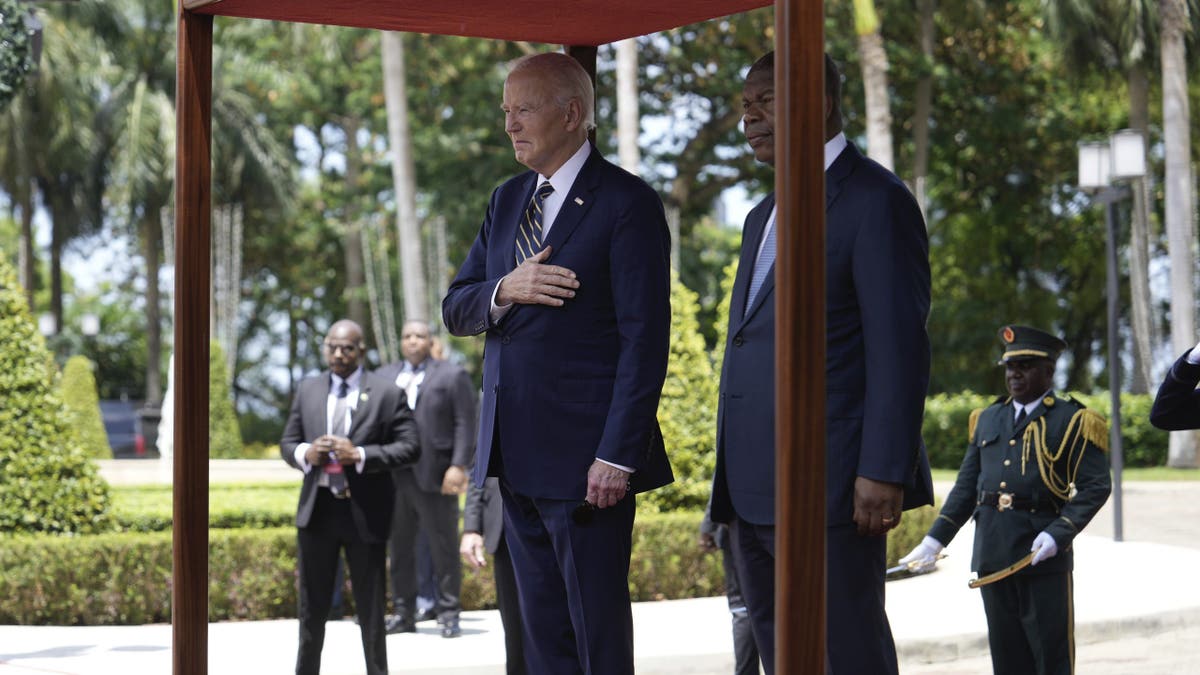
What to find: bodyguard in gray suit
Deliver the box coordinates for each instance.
[378,320,478,638]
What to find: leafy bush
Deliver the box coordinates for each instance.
[920,391,996,469]
[209,340,245,458]
[0,257,110,534]
[0,502,936,623]
[643,274,719,513]
[923,390,1165,469]
[58,355,111,459]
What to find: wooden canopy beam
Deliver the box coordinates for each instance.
[170,5,827,674]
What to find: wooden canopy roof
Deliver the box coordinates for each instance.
[185,0,772,45]
[173,2,825,673]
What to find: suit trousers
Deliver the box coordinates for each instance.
[980,572,1074,675]
[729,517,776,674]
[389,469,462,620]
[500,479,635,675]
[721,535,761,675]
[493,535,527,675]
[731,519,898,675]
[826,523,897,675]
[296,490,389,675]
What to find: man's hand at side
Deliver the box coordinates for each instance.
[496,247,579,307]
[442,465,468,495]
[853,476,903,537]
[586,460,631,509]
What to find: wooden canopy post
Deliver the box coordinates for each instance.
[566,44,599,145]
[173,8,213,675]
[774,0,826,672]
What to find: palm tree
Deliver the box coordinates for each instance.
[853,0,894,170]
[381,31,426,324]
[1161,0,1196,467]
[1043,0,1163,396]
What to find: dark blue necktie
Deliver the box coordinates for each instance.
[516,181,554,265]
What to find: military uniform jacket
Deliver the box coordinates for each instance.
[928,392,1111,575]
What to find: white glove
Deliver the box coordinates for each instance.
[899,536,944,573]
[1030,531,1058,566]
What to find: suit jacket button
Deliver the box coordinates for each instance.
[733,336,745,347]
[502,336,511,345]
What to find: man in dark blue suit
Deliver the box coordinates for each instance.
[1150,337,1200,430]
[442,52,673,674]
[709,52,933,674]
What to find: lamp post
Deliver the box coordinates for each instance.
[1078,129,1145,542]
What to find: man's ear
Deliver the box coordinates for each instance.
[564,98,583,131]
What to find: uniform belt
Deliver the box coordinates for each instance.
[977,491,1058,513]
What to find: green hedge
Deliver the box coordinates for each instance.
[108,484,299,532]
[58,356,111,459]
[0,507,933,625]
[921,391,1165,469]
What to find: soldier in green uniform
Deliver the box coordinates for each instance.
[900,325,1111,675]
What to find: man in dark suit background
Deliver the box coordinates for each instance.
[461,478,525,675]
[442,51,673,674]
[280,319,420,675]
[1150,336,1200,430]
[377,319,477,638]
[708,52,933,674]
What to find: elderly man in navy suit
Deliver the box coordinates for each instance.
[280,319,420,675]
[442,52,673,674]
[1150,336,1200,431]
[708,52,933,674]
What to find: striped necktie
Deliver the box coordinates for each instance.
[515,181,555,265]
[744,222,776,317]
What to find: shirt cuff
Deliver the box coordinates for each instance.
[597,458,636,473]
[489,280,513,323]
[1186,346,1200,365]
[295,443,312,473]
[355,446,367,473]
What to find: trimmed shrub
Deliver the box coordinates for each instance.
[0,505,936,623]
[0,257,110,534]
[643,274,719,513]
[921,391,996,469]
[1071,392,1167,467]
[108,483,299,533]
[59,355,111,459]
[209,340,244,458]
[923,390,1165,469]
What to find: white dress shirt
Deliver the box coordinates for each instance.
[293,367,367,476]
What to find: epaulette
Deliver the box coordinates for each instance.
[968,408,984,443]
[1071,408,1109,452]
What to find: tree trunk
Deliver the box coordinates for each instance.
[143,213,163,407]
[616,39,641,174]
[341,115,368,329]
[382,31,427,324]
[911,0,934,218]
[854,0,894,171]
[1127,66,1156,395]
[49,214,62,335]
[1161,0,1197,467]
[18,184,35,311]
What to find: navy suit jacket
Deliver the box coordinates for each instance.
[442,146,673,500]
[279,370,420,543]
[1150,350,1200,430]
[711,142,933,527]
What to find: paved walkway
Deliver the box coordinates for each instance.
[2,463,1198,673]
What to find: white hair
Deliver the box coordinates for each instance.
[509,52,596,131]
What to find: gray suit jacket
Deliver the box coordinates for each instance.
[377,358,479,493]
[463,477,504,553]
